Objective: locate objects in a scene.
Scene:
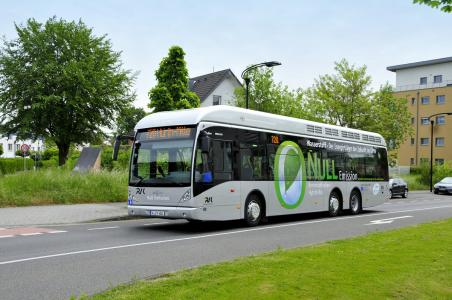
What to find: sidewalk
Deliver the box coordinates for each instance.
[0,203,128,227]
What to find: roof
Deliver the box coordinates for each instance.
[135,105,386,147]
[387,56,452,72]
[189,69,242,101]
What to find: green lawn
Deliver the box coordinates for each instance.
[0,168,128,207]
[86,218,452,300]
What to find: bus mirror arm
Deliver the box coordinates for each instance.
[113,135,134,161]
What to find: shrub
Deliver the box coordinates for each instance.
[419,161,452,185]
[0,158,35,175]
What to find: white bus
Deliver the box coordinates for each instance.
[116,106,389,226]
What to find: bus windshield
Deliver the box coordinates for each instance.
[130,137,194,187]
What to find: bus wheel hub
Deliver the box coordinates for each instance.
[248,202,261,220]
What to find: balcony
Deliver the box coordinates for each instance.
[394,80,452,92]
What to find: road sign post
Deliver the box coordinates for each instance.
[20,144,30,171]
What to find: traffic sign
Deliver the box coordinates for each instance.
[20,144,30,153]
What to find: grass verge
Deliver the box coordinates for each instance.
[0,169,128,207]
[86,218,452,300]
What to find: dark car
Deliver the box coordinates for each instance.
[433,177,452,194]
[389,178,408,198]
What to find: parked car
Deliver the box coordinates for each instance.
[433,177,452,194]
[389,178,408,198]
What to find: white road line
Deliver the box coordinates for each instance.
[365,216,413,225]
[1,204,452,266]
[48,230,67,234]
[87,226,119,231]
[20,233,43,236]
[0,235,13,239]
[142,222,170,226]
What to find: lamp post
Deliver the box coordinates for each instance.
[427,112,452,192]
[241,61,281,109]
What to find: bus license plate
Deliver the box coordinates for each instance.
[149,210,166,217]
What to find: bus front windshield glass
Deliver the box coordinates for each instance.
[130,128,194,187]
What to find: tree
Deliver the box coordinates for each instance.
[413,0,452,12]
[0,17,135,165]
[305,59,412,162]
[234,68,316,120]
[148,46,200,112]
[116,105,147,136]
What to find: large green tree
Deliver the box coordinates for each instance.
[235,68,316,120]
[413,0,452,12]
[0,17,135,165]
[115,105,147,136]
[148,46,199,112]
[305,59,412,161]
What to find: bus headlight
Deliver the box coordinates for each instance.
[179,189,191,202]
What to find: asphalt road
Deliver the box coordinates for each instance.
[1,191,452,300]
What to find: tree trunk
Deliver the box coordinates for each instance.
[56,143,70,166]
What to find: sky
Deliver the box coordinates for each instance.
[1,0,451,109]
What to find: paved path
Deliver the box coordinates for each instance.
[0,192,451,300]
[0,203,128,226]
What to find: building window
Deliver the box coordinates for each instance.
[411,117,415,124]
[212,95,221,106]
[411,97,415,105]
[435,137,444,147]
[420,117,429,125]
[410,138,415,145]
[433,75,443,83]
[436,95,445,104]
[436,115,445,125]
[435,158,444,165]
[8,144,13,151]
[421,96,429,104]
[420,138,429,145]
[420,77,427,85]
[410,158,415,165]
[15,144,20,151]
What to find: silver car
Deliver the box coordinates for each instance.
[433,177,452,194]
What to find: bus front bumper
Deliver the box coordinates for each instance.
[128,205,200,220]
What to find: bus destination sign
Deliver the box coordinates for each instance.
[143,126,193,140]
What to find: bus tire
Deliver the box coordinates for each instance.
[244,194,263,226]
[349,190,362,215]
[328,190,341,217]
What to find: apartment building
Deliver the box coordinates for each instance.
[387,57,452,167]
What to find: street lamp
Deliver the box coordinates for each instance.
[241,61,281,109]
[428,112,452,192]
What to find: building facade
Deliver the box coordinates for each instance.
[189,69,242,107]
[387,57,452,166]
[0,134,45,158]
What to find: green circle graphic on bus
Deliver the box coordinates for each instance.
[274,141,306,209]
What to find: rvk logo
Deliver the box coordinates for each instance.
[274,141,306,209]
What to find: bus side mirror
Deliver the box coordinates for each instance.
[200,135,209,153]
[113,135,134,161]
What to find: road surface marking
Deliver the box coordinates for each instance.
[48,230,67,234]
[365,216,413,225]
[143,222,170,226]
[1,204,452,266]
[20,233,43,236]
[0,235,13,239]
[87,226,119,231]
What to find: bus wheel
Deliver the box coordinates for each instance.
[350,190,362,215]
[328,191,341,217]
[245,194,263,226]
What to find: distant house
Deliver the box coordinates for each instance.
[0,134,45,158]
[189,69,242,107]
